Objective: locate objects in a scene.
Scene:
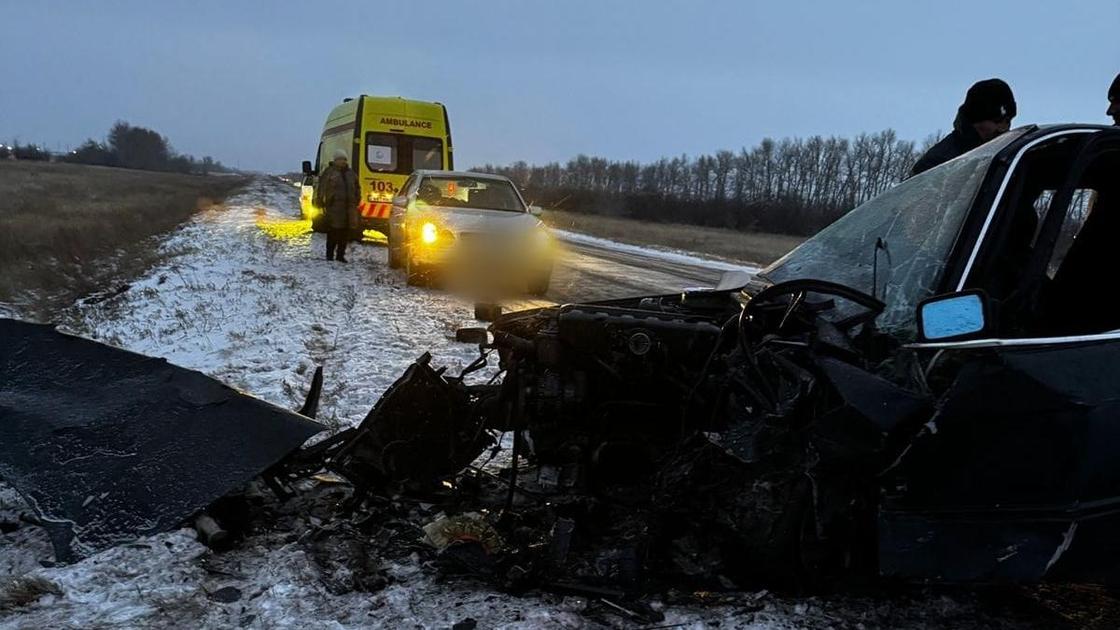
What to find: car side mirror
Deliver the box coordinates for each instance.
[455,327,490,345]
[392,195,409,208]
[917,290,990,342]
[301,160,313,175]
[527,205,542,216]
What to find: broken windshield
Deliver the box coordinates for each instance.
[760,129,1028,339]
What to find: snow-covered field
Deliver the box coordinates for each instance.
[0,178,1041,628]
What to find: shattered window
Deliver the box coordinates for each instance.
[1048,189,1096,278]
[761,130,1027,339]
[1026,148,1120,336]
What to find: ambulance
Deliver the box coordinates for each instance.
[300,96,453,236]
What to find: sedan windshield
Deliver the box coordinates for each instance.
[760,129,1028,339]
[416,176,525,212]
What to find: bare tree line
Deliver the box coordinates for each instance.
[65,122,229,174]
[477,129,934,236]
[2,121,230,175]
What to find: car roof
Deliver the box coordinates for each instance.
[416,168,512,180]
[1031,123,1115,132]
[987,124,1118,172]
[1015,123,1116,143]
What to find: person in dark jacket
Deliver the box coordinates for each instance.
[1108,73,1120,126]
[910,78,1017,177]
[314,149,360,262]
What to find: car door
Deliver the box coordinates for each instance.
[300,173,316,218]
[388,174,418,248]
[879,129,1120,584]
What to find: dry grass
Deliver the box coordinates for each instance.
[0,575,62,610]
[0,161,247,318]
[541,209,805,266]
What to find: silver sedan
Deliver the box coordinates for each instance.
[387,171,554,295]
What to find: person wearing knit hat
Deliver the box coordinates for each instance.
[313,148,360,262]
[1107,73,1120,126]
[910,78,1017,177]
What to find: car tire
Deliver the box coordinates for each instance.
[406,252,429,287]
[528,271,551,296]
[388,233,404,269]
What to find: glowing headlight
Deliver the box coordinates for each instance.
[420,222,439,244]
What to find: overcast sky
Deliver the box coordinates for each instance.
[3,1,1117,172]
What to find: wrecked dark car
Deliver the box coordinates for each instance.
[6,124,1120,600]
[310,124,1120,589]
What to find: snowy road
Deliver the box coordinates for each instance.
[0,177,1065,628]
[547,230,757,304]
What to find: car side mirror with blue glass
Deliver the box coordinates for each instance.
[917,290,989,342]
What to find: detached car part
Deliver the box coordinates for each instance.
[0,319,323,562]
[329,352,495,490]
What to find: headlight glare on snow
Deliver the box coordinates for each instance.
[421,222,439,244]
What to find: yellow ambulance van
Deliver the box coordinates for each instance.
[301,96,453,236]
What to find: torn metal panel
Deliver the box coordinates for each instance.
[881,340,1120,582]
[329,353,494,488]
[877,513,1081,583]
[0,319,323,562]
[813,355,929,434]
[654,436,813,586]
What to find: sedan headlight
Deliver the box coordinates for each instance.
[421,222,439,244]
[534,228,552,248]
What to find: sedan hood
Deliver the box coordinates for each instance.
[0,319,324,563]
[422,206,542,235]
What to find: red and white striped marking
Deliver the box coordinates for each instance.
[359,202,392,218]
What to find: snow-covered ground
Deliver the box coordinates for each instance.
[0,178,1040,628]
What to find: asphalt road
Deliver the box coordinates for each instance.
[286,179,747,308]
[350,231,757,315]
[548,237,736,301]
[487,236,753,314]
